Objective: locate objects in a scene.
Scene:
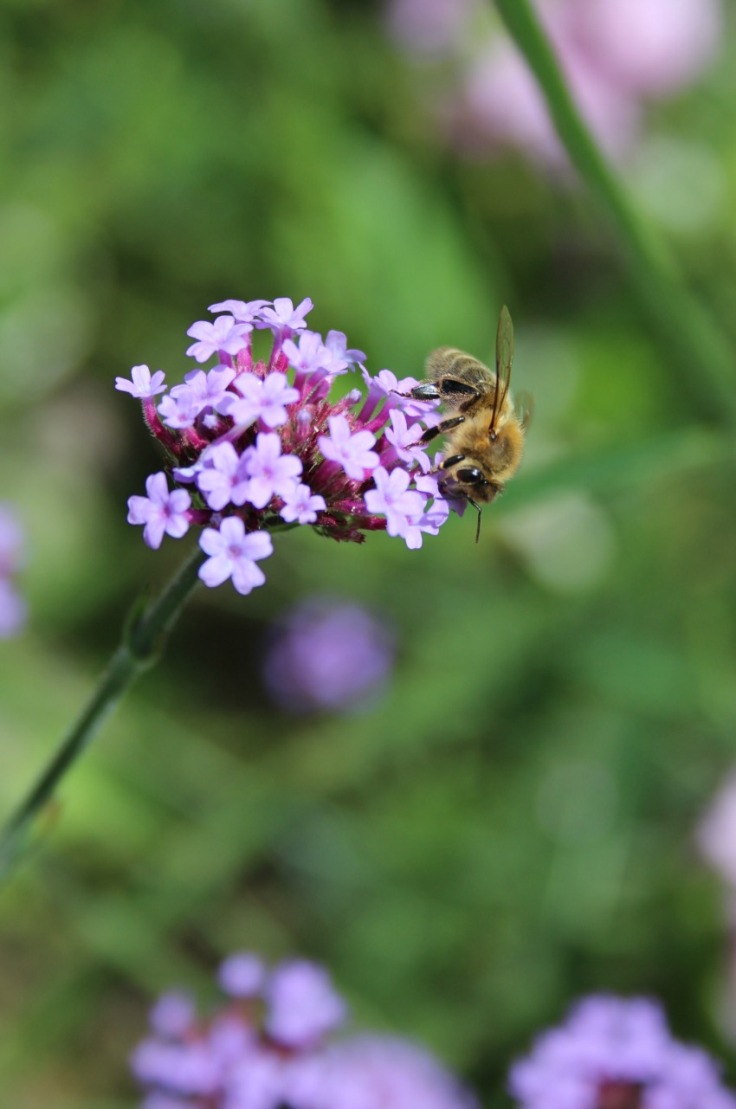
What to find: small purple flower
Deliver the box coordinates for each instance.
[258,296,313,335]
[384,408,430,467]
[158,385,206,429]
[186,316,253,363]
[209,298,270,324]
[318,416,379,481]
[220,372,299,429]
[509,995,736,1109]
[218,952,267,999]
[263,598,394,713]
[115,364,167,398]
[265,960,347,1049]
[283,331,332,375]
[240,433,302,509]
[279,483,326,525]
[127,473,192,549]
[196,443,250,510]
[198,518,273,594]
[364,466,426,538]
[325,329,366,371]
[149,991,197,1038]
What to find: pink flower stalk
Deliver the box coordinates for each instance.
[131,952,477,1109]
[120,297,453,597]
[386,0,723,169]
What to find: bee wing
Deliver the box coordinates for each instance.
[492,305,514,431]
[515,389,534,430]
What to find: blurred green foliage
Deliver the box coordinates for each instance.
[1,0,736,1106]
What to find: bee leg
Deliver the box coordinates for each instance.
[420,416,465,444]
[440,453,465,468]
[393,383,441,400]
[467,498,482,544]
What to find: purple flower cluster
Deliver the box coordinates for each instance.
[263,598,395,713]
[132,952,477,1109]
[386,0,722,169]
[118,297,451,597]
[509,995,736,1109]
[0,504,27,638]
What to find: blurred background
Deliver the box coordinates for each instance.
[1,0,736,1104]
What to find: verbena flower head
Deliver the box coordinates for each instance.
[131,952,477,1109]
[118,298,450,598]
[0,503,27,638]
[509,994,736,1109]
[263,597,395,713]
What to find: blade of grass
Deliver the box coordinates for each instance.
[493,0,736,426]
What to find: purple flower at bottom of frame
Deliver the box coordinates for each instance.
[198,518,273,595]
[262,598,394,714]
[127,473,192,549]
[264,960,347,1049]
[115,364,167,399]
[288,1035,479,1109]
[508,995,736,1109]
[149,990,196,1038]
[218,952,267,999]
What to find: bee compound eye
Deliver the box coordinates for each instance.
[456,467,485,486]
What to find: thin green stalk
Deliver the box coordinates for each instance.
[0,544,205,878]
[493,0,736,426]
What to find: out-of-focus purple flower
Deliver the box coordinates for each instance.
[508,995,736,1109]
[127,473,192,550]
[119,295,458,593]
[218,952,267,999]
[387,0,723,170]
[697,772,736,890]
[198,518,273,595]
[290,1035,479,1109]
[0,504,27,638]
[132,953,477,1109]
[262,597,394,714]
[116,364,167,399]
[265,960,347,1049]
[150,992,197,1038]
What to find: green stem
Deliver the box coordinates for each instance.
[493,0,736,425]
[0,544,205,878]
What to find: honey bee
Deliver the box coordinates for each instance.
[408,305,529,541]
